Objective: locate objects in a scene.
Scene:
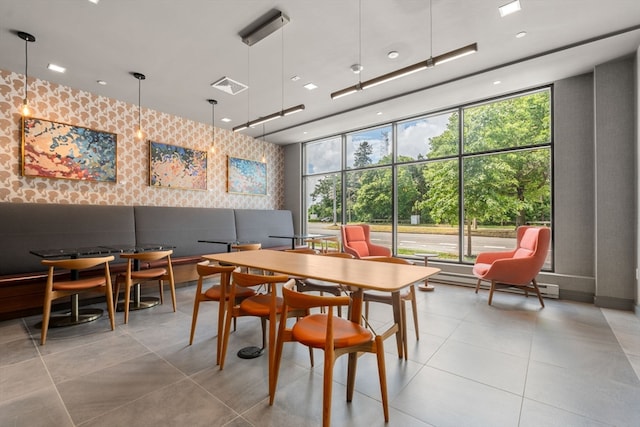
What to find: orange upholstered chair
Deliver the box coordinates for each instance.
[473,226,550,307]
[341,224,391,258]
[270,280,395,427]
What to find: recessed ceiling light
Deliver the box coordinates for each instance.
[516,31,527,38]
[303,83,318,90]
[221,117,232,123]
[88,0,99,4]
[376,111,383,115]
[493,80,502,85]
[290,75,301,82]
[387,51,399,59]
[96,80,107,85]
[499,0,521,17]
[47,63,66,73]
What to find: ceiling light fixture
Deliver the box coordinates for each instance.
[131,72,146,140]
[208,99,217,153]
[499,0,521,17]
[233,12,305,132]
[47,63,66,73]
[516,31,527,38]
[331,1,478,100]
[303,82,318,90]
[239,10,289,46]
[17,31,35,117]
[387,51,399,59]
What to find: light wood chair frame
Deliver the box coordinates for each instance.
[271,280,396,427]
[114,249,175,324]
[40,255,116,345]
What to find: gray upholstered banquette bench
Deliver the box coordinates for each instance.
[0,203,296,320]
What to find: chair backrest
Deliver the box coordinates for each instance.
[232,243,262,251]
[282,279,351,310]
[285,248,318,254]
[41,255,115,271]
[514,226,550,270]
[196,260,236,278]
[363,256,412,265]
[120,249,173,262]
[341,224,370,257]
[231,270,289,289]
[321,252,355,259]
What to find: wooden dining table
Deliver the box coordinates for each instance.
[202,249,440,397]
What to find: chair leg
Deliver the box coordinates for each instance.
[532,279,545,308]
[400,301,408,360]
[189,295,201,345]
[409,287,419,340]
[219,304,234,370]
[104,283,116,332]
[322,350,336,427]
[123,281,132,324]
[168,278,177,312]
[375,335,390,422]
[475,278,482,293]
[216,298,226,365]
[40,294,53,345]
[158,279,164,304]
[488,280,496,306]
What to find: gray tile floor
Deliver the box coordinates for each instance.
[1,281,639,427]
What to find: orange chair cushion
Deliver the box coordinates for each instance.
[53,276,106,291]
[292,314,373,349]
[240,294,283,316]
[472,263,491,277]
[205,286,255,300]
[130,267,167,279]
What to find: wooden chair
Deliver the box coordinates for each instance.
[114,250,175,324]
[219,270,290,372]
[271,280,395,427]
[473,226,550,307]
[188,261,256,365]
[230,242,262,273]
[362,256,419,360]
[295,252,354,316]
[40,256,116,345]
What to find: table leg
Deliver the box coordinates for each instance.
[117,283,159,311]
[418,254,436,292]
[347,288,363,401]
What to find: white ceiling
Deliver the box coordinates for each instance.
[1,0,639,145]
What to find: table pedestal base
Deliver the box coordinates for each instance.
[237,346,264,359]
[116,296,159,312]
[35,308,103,329]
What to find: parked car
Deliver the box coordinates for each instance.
[320,217,331,222]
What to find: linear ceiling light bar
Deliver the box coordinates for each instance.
[330,42,478,100]
[232,104,305,132]
[240,10,290,46]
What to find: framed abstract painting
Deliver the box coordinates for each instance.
[149,141,207,190]
[21,117,117,182]
[227,156,267,195]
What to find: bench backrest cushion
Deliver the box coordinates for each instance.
[134,206,236,258]
[0,203,136,275]
[234,209,294,249]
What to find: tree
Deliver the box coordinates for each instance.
[353,140,373,168]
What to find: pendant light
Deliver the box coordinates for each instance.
[232,11,304,132]
[17,31,36,116]
[331,0,478,99]
[132,72,146,140]
[207,99,217,153]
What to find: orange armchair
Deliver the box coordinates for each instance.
[341,224,391,258]
[473,226,550,307]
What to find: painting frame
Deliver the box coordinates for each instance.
[21,117,117,182]
[149,140,208,190]
[227,156,267,196]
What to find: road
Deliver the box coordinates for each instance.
[307,224,516,255]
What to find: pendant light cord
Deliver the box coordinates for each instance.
[24,38,29,103]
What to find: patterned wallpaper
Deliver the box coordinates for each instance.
[0,69,284,209]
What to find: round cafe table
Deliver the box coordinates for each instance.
[414,253,437,291]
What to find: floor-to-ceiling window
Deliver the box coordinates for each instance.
[303,87,552,268]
